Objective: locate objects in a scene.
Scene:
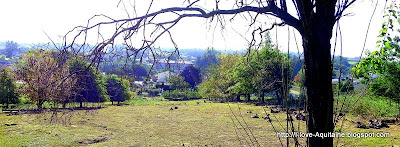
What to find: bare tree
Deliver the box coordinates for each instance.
[63,0,357,146]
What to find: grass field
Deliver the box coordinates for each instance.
[1,98,399,146]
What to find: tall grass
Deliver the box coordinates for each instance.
[335,94,399,117]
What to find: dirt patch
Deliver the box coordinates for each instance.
[79,137,107,145]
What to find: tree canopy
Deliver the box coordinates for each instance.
[15,50,74,109]
[0,68,19,106]
[180,65,201,88]
[106,74,131,104]
[69,57,108,107]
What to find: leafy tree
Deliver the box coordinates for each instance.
[198,54,240,101]
[106,74,131,104]
[353,4,400,120]
[0,68,19,107]
[368,62,400,101]
[167,74,190,90]
[253,48,291,104]
[180,65,201,88]
[195,48,220,72]
[69,57,108,107]
[294,68,305,87]
[229,33,291,103]
[354,5,400,79]
[15,50,74,109]
[5,41,18,58]
[229,56,256,102]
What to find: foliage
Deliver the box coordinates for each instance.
[294,68,305,87]
[167,74,190,90]
[15,49,75,108]
[198,54,240,101]
[5,41,18,58]
[354,5,400,79]
[106,74,131,103]
[368,62,400,101]
[180,65,201,88]
[353,4,400,102]
[228,32,291,103]
[69,57,108,105]
[147,89,162,97]
[335,80,354,93]
[198,35,291,103]
[195,48,220,72]
[336,94,399,117]
[332,56,352,78]
[0,68,19,106]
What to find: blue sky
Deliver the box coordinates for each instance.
[0,0,388,57]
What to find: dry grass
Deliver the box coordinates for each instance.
[0,99,399,146]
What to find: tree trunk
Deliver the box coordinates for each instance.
[276,89,284,105]
[275,91,280,105]
[246,94,250,102]
[302,12,335,146]
[80,102,83,108]
[112,101,114,105]
[37,99,43,109]
[260,92,264,103]
[236,94,241,102]
[62,102,67,109]
[118,101,120,105]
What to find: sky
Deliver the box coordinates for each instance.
[0,0,389,57]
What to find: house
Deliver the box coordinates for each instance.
[154,71,177,83]
[147,59,194,72]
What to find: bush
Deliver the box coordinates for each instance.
[185,89,200,98]
[162,90,181,98]
[336,94,399,117]
[147,89,162,97]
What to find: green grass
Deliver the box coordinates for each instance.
[335,94,400,117]
[1,98,399,146]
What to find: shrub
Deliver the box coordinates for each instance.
[336,94,399,117]
[147,89,162,97]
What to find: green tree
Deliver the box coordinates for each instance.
[180,65,201,88]
[354,4,400,79]
[106,74,131,105]
[253,48,291,104]
[229,56,256,102]
[195,48,220,72]
[167,74,190,90]
[229,33,291,103]
[69,57,108,107]
[198,54,240,101]
[332,56,351,78]
[0,68,19,107]
[368,62,400,101]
